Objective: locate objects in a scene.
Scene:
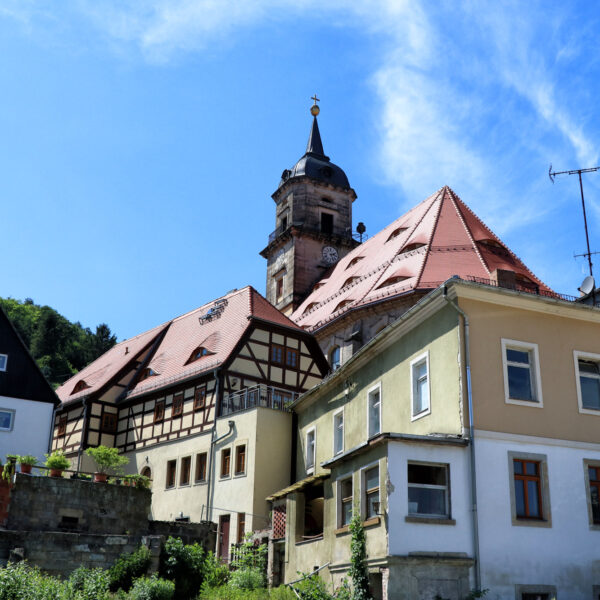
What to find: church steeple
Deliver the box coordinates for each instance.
[260,98,358,315]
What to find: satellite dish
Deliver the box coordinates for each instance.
[579,275,595,295]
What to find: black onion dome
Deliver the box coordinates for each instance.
[279,115,350,190]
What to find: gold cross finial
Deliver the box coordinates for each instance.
[310,94,320,116]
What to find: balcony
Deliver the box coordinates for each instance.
[221,384,297,417]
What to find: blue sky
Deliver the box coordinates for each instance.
[1,1,600,341]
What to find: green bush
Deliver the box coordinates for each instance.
[229,567,265,590]
[293,574,334,600]
[198,586,295,600]
[108,545,151,592]
[159,536,205,599]
[128,575,175,600]
[202,551,230,589]
[67,566,111,600]
[85,445,129,475]
[0,562,68,600]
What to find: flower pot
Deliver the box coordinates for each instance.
[50,469,63,478]
[20,464,32,475]
[93,472,108,483]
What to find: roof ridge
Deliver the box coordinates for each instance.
[412,187,445,287]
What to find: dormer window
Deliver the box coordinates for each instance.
[0,354,7,372]
[303,302,318,315]
[333,299,353,313]
[139,368,157,382]
[342,276,360,288]
[386,227,408,242]
[378,276,409,289]
[71,380,90,395]
[400,242,426,254]
[346,256,364,269]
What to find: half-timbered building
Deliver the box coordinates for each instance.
[53,286,328,556]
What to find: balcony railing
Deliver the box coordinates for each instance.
[221,384,297,416]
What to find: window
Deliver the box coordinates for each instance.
[221,448,231,478]
[180,456,191,486]
[286,348,298,368]
[57,416,67,437]
[411,352,430,419]
[321,213,334,234]
[71,380,90,394]
[276,276,284,301]
[154,401,165,423]
[363,465,380,520]
[584,460,600,526]
[574,351,600,413]
[367,384,381,438]
[407,463,449,517]
[166,460,176,489]
[501,339,543,406]
[195,452,207,483]
[0,409,15,432]
[172,393,184,417]
[515,585,556,600]
[101,413,117,433]
[508,452,551,527]
[329,346,341,371]
[271,343,284,365]
[235,445,246,475]
[186,346,212,364]
[338,476,353,527]
[139,368,157,382]
[194,386,206,411]
[0,354,6,371]
[306,428,316,473]
[237,512,246,543]
[333,410,344,455]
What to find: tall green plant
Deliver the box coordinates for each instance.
[348,510,370,600]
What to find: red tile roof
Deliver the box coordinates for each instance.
[292,186,553,331]
[57,286,303,406]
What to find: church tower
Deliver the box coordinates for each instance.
[260,99,358,315]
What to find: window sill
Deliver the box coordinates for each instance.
[512,516,551,528]
[193,480,207,486]
[410,409,431,422]
[178,483,191,488]
[295,535,323,546]
[505,398,543,408]
[405,515,455,525]
[234,472,246,478]
[335,516,380,536]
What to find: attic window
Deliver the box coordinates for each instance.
[303,303,318,315]
[312,282,325,291]
[139,368,157,382]
[0,354,7,372]
[71,380,90,395]
[386,227,408,242]
[378,276,409,289]
[479,238,503,248]
[400,242,426,254]
[333,299,353,313]
[342,277,360,288]
[346,256,364,269]
[187,346,213,364]
[321,197,332,203]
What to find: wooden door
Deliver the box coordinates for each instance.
[219,514,230,562]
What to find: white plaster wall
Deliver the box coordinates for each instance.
[0,395,54,463]
[387,441,473,556]
[476,431,600,599]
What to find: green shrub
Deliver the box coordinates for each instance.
[85,445,129,475]
[0,562,68,600]
[159,536,205,599]
[202,551,230,589]
[108,545,151,592]
[66,566,111,600]
[229,566,265,590]
[293,574,334,600]
[128,575,174,600]
[198,586,295,600]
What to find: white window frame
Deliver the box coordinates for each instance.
[501,339,543,407]
[329,346,341,371]
[333,409,344,455]
[0,408,15,432]
[573,350,600,415]
[0,354,7,372]
[410,351,431,420]
[305,427,316,474]
[360,460,380,521]
[336,472,353,529]
[367,382,382,438]
[407,461,450,518]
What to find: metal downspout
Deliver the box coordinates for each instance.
[443,285,481,591]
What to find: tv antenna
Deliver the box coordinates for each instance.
[549,164,599,280]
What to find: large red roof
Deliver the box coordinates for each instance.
[292,186,553,331]
[57,286,302,405]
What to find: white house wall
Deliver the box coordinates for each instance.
[387,441,473,557]
[0,395,54,463]
[476,431,600,599]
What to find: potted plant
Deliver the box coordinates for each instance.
[18,454,38,475]
[85,445,129,483]
[45,450,70,477]
[129,473,151,489]
[2,455,17,482]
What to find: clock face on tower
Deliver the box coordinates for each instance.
[322,246,339,265]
